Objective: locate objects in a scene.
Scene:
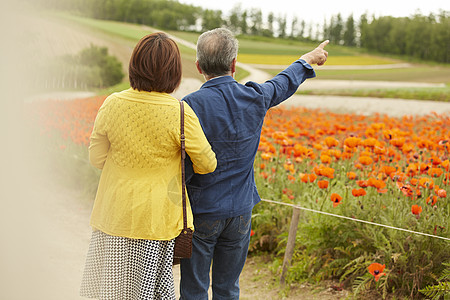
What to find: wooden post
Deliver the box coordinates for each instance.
[280,207,300,285]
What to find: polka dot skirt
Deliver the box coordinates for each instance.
[80,230,176,299]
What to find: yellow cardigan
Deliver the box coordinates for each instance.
[88,88,216,240]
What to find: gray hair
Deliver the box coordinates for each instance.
[196,28,239,77]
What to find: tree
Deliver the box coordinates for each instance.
[228,4,241,33]
[277,14,287,38]
[250,9,263,35]
[202,9,223,31]
[329,13,343,44]
[343,14,356,46]
[358,13,369,47]
[240,10,248,35]
[299,20,306,39]
[266,12,274,37]
[290,16,298,39]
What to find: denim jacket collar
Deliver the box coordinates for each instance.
[201,76,236,89]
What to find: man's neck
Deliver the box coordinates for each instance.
[205,72,233,81]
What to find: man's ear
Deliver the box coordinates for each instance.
[231,58,237,74]
[195,61,203,74]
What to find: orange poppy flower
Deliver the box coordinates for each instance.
[367,178,386,189]
[359,155,373,166]
[368,263,386,282]
[287,174,296,182]
[324,136,339,148]
[374,146,386,155]
[396,182,414,197]
[426,195,438,206]
[411,204,422,215]
[442,159,450,171]
[344,136,361,148]
[317,180,329,189]
[261,152,272,160]
[300,173,317,183]
[410,178,418,186]
[347,172,357,180]
[330,193,342,207]
[283,162,295,173]
[431,156,442,165]
[428,167,443,178]
[418,177,434,189]
[320,154,332,164]
[314,165,335,179]
[390,137,405,148]
[362,137,377,147]
[352,188,366,197]
[437,189,447,198]
[381,165,396,176]
[357,180,369,188]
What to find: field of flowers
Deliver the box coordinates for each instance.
[26,96,449,298]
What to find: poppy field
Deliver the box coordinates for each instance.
[27,96,449,298]
[252,106,449,298]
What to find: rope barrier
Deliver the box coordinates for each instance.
[260,198,450,242]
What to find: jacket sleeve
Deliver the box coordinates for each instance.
[183,103,217,174]
[88,99,111,169]
[245,59,316,109]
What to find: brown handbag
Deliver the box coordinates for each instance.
[173,100,193,265]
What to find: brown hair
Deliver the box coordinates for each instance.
[129,32,182,93]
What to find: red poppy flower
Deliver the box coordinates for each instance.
[368,263,386,281]
[330,193,342,207]
[250,229,255,237]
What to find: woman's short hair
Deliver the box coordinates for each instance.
[129,32,182,93]
[196,28,239,78]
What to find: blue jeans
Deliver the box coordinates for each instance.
[179,212,252,300]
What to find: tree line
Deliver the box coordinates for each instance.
[38,0,449,63]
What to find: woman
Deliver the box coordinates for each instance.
[80,32,217,299]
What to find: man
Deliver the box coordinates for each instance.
[180,28,328,300]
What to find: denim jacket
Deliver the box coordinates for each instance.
[183,59,315,219]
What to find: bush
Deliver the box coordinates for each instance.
[37,45,124,90]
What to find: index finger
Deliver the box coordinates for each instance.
[318,40,329,49]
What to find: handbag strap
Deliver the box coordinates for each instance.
[179,100,188,230]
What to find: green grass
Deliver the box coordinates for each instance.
[298,87,450,102]
[264,66,450,84]
[316,66,450,84]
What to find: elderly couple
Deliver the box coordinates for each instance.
[80,28,328,299]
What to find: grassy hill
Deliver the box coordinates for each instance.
[30,10,449,100]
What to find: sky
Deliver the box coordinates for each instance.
[179,0,448,25]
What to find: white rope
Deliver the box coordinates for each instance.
[260,198,450,242]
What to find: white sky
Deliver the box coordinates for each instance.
[179,0,448,24]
